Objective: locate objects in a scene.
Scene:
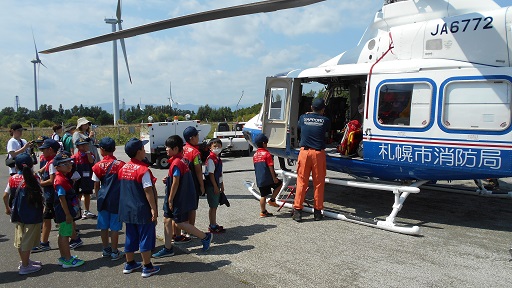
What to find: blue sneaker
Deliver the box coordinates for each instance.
[102,247,113,257]
[152,247,174,258]
[32,242,50,253]
[69,238,83,250]
[61,257,85,268]
[123,262,142,274]
[201,232,213,252]
[141,265,160,278]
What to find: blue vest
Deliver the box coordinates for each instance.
[205,153,222,188]
[53,173,80,223]
[253,148,274,188]
[41,159,55,205]
[75,153,95,191]
[118,162,153,225]
[97,160,122,214]
[10,175,43,224]
[164,156,197,217]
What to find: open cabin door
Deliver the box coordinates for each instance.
[262,77,294,148]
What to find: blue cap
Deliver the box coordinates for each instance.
[312,98,326,110]
[15,153,33,170]
[75,136,90,146]
[34,135,49,144]
[39,138,61,151]
[53,152,73,166]
[95,137,116,152]
[183,126,199,142]
[125,138,149,158]
[253,133,268,145]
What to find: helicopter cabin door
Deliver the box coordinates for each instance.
[262,77,295,148]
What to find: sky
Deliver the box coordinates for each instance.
[1,0,510,112]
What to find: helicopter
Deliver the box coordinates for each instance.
[240,0,512,234]
[40,0,512,234]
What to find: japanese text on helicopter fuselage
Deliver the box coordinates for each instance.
[430,17,493,36]
[378,143,501,169]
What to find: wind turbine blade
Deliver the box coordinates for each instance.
[31,29,41,61]
[40,0,324,54]
[40,61,48,69]
[119,36,132,84]
[116,0,122,21]
[118,20,133,83]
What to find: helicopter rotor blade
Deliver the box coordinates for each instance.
[40,0,324,54]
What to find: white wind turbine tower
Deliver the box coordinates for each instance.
[31,31,47,111]
[169,81,180,115]
[105,0,132,125]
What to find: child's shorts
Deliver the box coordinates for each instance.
[259,179,283,197]
[173,211,189,224]
[43,203,55,220]
[58,222,73,237]
[14,222,42,251]
[97,210,122,231]
[124,223,156,253]
[205,185,220,208]
[79,189,93,195]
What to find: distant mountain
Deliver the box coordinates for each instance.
[93,102,248,114]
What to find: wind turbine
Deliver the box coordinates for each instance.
[169,81,180,114]
[31,31,47,111]
[105,0,132,125]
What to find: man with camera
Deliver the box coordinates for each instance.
[6,124,33,176]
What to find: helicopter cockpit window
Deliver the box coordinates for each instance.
[442,80,511,131]
[377,82,432,127]
[268,87,287,121]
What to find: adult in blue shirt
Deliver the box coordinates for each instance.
[293,98,331,222]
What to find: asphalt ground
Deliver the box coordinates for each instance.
[1,147,512,287]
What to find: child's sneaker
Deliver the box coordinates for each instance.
[172,235,191,244]
[18,263,42,275]
[61,257,85,268]
[123,261,142,274]
[82,210,97,219]
[31,241,50,253]
[152,247,175,258]
[208,224,226,234]
[268,199,279,207]
[69,238,83,249]
[57,255,76,265]
[201,232,213,252]
[111,250,125,261]
[260,210,274,218]
[102,247,113,257]
[141,265,160,278]
[18,260,43,269]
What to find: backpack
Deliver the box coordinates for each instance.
[337,120,363,156]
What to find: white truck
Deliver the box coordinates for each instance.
[140,120,211,169]
[213,122,252,157]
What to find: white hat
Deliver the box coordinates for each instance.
[76,117,91,130]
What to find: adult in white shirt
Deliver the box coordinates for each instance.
[6,123,33,175]
[73,117,99,163]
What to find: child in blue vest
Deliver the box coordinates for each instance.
[53,152,85,268]
[92,137,126,260]
[204,138,226,233]
[164,135,213,252]
[3,153,44,275]
[118,138,160,278]
[73,136,96,221]
[32,138,61,253]
[253,133,282,217]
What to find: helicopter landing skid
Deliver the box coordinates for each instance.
[244,171,427,235]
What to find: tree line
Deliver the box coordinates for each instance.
[0,103,263,128]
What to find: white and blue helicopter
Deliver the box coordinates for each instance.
[41,0,512,234]
[240,0,512,234]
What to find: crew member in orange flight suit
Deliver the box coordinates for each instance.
[293,98,331,222]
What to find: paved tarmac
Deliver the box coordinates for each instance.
[1,147,512,287]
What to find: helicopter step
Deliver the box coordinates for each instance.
[245,170,427,235]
